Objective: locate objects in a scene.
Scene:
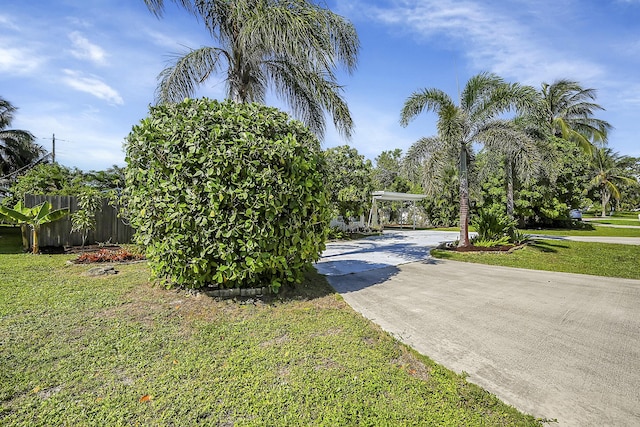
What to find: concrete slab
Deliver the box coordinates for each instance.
[315,230,459,276]
[317,230,640,426]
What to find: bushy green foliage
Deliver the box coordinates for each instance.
[516,138,590,225]
[4,163,124,207]
[470,207,526,247]
[124,98,330,292]
[323,145,373,223]
[4,163,83,206]
[472,236,511,248]
[472,207,515,240]
[327,226,345,240]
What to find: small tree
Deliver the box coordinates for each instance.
[124,98,330,292]
[71,188,102,247]
[0,201,69,253]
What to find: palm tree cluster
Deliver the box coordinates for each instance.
[400,73,541,246]
[590,148,637,217]
[399,74,634,247]
[144,0,359,140]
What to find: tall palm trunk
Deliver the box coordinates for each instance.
[601,187,610,217]
[506,160,514,218]
[458,148,470,247]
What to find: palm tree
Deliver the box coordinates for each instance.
[400,73,538,247]
[483,115,553,218]
[540,79,612,153]
[0,98,46,181]
[146,0,359,140]
[590,148,637,217]
[143,0,193,17]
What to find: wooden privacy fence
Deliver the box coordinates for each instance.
[24,194,135,248]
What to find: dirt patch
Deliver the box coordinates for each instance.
[392,347,432,382]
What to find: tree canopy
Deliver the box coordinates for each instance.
[147,0,359,140]
[0,97,47,193]
[400,73,538,246]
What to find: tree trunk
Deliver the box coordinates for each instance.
[32,225,39,254]
[506,160,514,218]
[20,224,29,251]
[601,188,610,217]
[458,148,470,248]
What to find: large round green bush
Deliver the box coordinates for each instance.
[124,99,330,292]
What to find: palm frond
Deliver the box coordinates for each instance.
[0,99,18,129]
[460,72,503,116]
[476,120,541,182]
[402,136,459,194]
[541,78,612,144]
[143,0,195,17]
[155,46,227,104]
[242,0,359,75]
[265,59,352,140]
[399,89,453,127]
[151,0,358,139]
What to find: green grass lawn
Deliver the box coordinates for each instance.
[435,224,640,237]
[521,225,640,237]
[0,227,540,426]
[586,211,639,219]
[584,218,640,226]
[432,239,640,280]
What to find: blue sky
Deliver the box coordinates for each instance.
[1,0,639,171]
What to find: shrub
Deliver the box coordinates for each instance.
[472,208,516,241]
[327,226,344,240]
[472,236,511,248]
[124,99,330,292]
[70,187,103,247]
[471,207,526,248]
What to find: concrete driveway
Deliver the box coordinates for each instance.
[317,231,640,426]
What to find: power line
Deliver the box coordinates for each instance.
[38,133,68,163]
[0,153,51,181]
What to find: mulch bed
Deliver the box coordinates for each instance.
[39,244,123,255]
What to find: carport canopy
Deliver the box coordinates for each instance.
[371,191,427,202]
[368,191,427,229]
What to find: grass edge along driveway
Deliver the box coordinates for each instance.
[432,239,640,280]
[0,227,542,426]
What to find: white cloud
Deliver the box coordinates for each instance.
[0,13,20,30]
[61,70,124,105]
[354,0,604,85]
[146,28,185,50]
[68,31,108,65]
[0,45,42,74]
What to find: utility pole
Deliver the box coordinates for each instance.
[52,133,56,163]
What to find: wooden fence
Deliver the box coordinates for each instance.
[23,194,135,248]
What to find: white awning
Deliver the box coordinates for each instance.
[371,191,427,202]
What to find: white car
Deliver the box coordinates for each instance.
[569,209,582,220]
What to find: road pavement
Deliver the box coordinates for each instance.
[317,230,640,426]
